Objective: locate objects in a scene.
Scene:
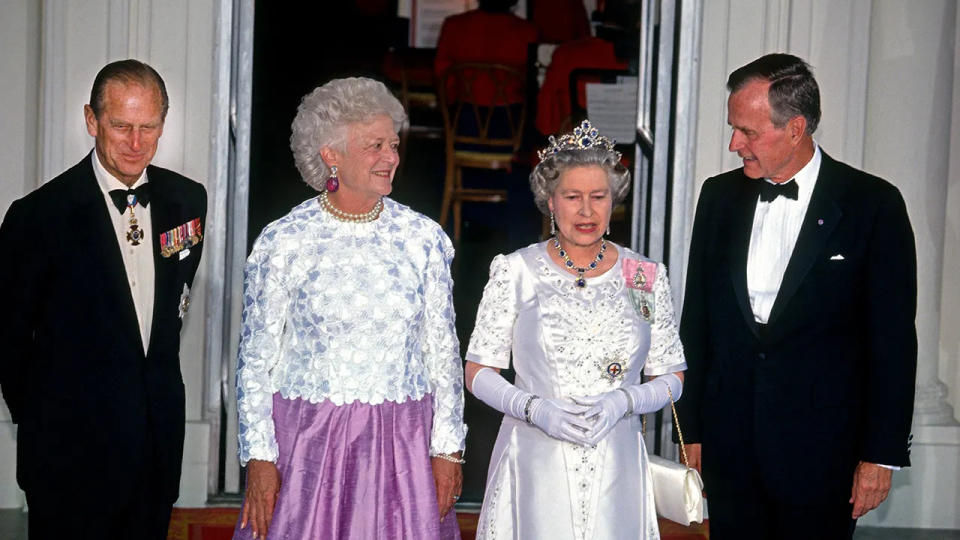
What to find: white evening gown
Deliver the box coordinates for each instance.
[466,241,686,540]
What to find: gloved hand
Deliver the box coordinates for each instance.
[470,367,591,445]
[527,396,592,445]
[574,373,684,446]
[574,390,630,446]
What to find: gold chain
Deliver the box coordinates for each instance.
[641,383,688,466]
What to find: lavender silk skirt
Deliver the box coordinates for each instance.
[233,394,461,540]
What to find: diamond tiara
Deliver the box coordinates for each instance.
[537,119,620,161]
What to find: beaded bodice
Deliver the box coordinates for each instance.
[466,241,685,397]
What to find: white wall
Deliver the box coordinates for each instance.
[0,0,222,508]
[0,0,41,510]
[689,0,960,529]
[943,2,960,446]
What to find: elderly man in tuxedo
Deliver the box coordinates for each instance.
[677,53,916,539]
[0,59,206,540]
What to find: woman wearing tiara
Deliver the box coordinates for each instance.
[464,120,686,539]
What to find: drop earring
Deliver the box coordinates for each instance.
[325,165,340,192]
[606,224,610,236]
[550,212,556,236]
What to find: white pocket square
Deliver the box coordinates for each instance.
[830,254,845,260]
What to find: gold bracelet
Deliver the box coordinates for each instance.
[432,453,465,464]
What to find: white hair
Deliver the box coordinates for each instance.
[290,77,406,191]
[529,147,631,215]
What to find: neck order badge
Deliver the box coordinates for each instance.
[109,186,151,246]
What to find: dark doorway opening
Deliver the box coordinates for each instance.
[237,0,644,505]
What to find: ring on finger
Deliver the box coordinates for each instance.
[451,494,460,501]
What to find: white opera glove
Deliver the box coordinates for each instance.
[527,396,594,444]
[575,373,683,446]
[471,367,592,445]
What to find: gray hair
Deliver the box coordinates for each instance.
[90,59,169,119]
[727,53,821,135]
[530,147,630,215]
[290,77,406,191]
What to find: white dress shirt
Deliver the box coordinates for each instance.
[92,152,155,353]
[746,144,821,324]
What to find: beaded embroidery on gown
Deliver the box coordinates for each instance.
[466,241,685,540]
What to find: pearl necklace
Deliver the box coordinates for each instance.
[320,191,383,223]
[553,236,607,288]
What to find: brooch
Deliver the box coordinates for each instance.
[622,258,657,322]
[597,358,628,382]
[178,284,190,319]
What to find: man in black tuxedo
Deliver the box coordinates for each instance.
[676,54,916,539]
[0,59,206,539]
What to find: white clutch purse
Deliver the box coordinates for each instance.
[644,386,705,525]
[648,453,704,524]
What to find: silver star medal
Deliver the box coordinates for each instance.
[179,284,190,319]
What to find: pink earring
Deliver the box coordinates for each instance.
[325,165,339,192]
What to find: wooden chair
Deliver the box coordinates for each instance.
[438,63,528,240]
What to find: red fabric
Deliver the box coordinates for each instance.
[166,508,706,540]
[434,10,538,105]
[531,0,591,44]
[535,37,628,135]
[167,508,243,540]
[166,508,484,540]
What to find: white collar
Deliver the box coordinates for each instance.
[91,150,148,195]
[763,142,821,201]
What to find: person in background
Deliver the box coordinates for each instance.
[678,53,917,539]
[530,0,591,44]
[233,77,466,540]
[434,0,538,106]
[535,34,628,136]
[0,59,207,540]
[465,120,685,539]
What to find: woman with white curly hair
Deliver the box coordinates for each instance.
[233,77,466,539]
[464,120,686,539]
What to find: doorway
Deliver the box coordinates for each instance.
[212,0,701,505]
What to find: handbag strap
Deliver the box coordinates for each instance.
[641,384,688,466]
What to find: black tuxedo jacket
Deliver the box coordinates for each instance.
[0,153,206,503]
[676,151,917,504]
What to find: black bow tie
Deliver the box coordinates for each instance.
[758,179,798,203]
[108,184,151,214]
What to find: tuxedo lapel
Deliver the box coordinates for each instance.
[728,176,762,337]
[767,154,844,325]
[68,156,145,353]
[145,170,182,356]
